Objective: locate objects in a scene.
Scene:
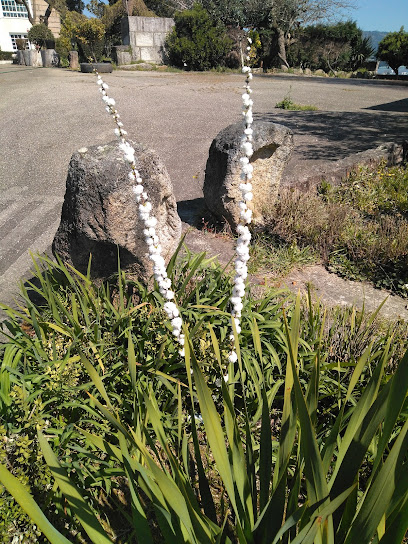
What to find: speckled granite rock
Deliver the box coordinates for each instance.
[53,140,181,283]
[203,121,293,231]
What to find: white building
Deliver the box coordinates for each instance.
[0,0,60,52]
[0,0,32,52]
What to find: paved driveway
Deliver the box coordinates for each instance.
[1,65,407,310]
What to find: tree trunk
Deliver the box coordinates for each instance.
[41,4,52,25]
[15,0,34,24]
[277,27,289,71]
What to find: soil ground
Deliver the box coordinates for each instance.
[1,66,408,320]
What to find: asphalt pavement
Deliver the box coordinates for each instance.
[1,65,407,313]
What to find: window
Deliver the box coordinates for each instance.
[1,0,28,18]
[10,33,29,50]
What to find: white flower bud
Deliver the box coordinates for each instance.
[228,352,238,363]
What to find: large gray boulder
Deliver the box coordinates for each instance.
[203,121,293,231]
[52,140,181,283]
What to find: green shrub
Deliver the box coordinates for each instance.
[76,18,106,62]
[262,163,408,295]
[165,3,232,71]
[0,50,14,60]
[1,276,407,542]
[0,250,407,542]
[27,24,54,49]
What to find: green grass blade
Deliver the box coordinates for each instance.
[38,431,112,544]
[330,342,387,486]
[80,353,113,408]
[343,418,408,544]
[0,464,72,544]
[371,348,408,477]
[329,379,391,501]
[259,387,272,512]
[190,408,218,523]
[378,494,408,544]
[188,338,238,522]
[290,485,356,544]
[253,466,291,543]
[128,330,137,391]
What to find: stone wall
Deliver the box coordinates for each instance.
[121,16,174,64]
[32,0,60,37]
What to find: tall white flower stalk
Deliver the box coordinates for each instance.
[228,37,254,366]
[94,71,185,355]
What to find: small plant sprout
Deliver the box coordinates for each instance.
[227,36,254,368]
[94,70,185,355]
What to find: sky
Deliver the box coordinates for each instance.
[350,0,407,31]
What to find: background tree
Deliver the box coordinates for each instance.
[199,0,246,27]
[86,0,106,17]
[143,0,193,18]
[245,0,357,70]
[377,27,408,74]
[165,3,232,70]
[287,21,374,72]
[76,17,105,61]
[57,9,87,58]
[27,23,54,48]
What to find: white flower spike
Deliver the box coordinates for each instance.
[94,69,184,354]
[226,34,254,376]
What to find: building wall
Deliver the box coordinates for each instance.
[0,0,60,51]
[32,0,60,37]
[121,16,174,64]
[0,0,32,51]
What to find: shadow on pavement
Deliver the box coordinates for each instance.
[256,110,408,161]
[365,98,408,112]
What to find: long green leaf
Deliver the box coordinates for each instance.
[343,418,408,544]
[0,464,72,544]
[259,386,272,513]
[290,485,356,544]
[38,431,112,544]
[371,347,408,477]
[188,338,239,523]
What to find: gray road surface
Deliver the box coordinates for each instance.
[1,65,407,311]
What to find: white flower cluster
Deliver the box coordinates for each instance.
[95,71,185,355]
[228,37,254,366]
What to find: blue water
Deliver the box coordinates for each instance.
[377,60,408,75]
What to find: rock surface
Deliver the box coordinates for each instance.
[52,140,181,283]
[68,51,79,70]
[203,121,293,231]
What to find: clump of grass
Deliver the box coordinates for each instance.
[275,89,318,111]
[248,233,317,276]
[263,162,408,295]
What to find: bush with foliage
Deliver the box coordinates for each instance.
[76,17,106,62]
[0,49,14,60]
[287,21,374,72]
[27,24,55,49]
[1,250,408,543]
[377,27,408,75]
[261,162,408,294]
[57,10,88,64]
[165,3,232,70]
